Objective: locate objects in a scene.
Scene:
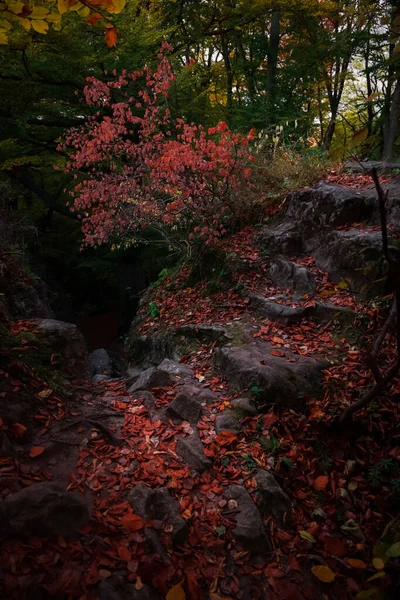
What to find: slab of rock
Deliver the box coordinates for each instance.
[89,348,113,380]
[34,319,88,378]
[158,358,194,379]
[0,482,90,537]
[313,228,385,294]
[128,482,188,545]
[285,181,373,231]
[215,413,241,434]
[224,485,270,552]
[128,367,171,393]
[269,258,316,297]
[249,294,312,324]
[231,397,257,416]
[215,340,325,409]
[255,470,292,527]
[176,427,212,473]
[255,222,303,255]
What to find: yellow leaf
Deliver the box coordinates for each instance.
[38,388,53,398]
[7,2,24,15]
[166,582,186,600]
[356,590,379,600]
[311,565,336,583]
[32,19,49,33]
[57,0,70,15]
[135,576,143,590]
[47,13,62,24]
[299,530,316,543]
[69,1,83,12]
[372,557,385,570]
[78,6,90,17]
[0,19,11,31]
[29,6,49,19]
[367,572,385,582]
[0,30,8,44]
[19,17,31,30]
[108,0,126,14]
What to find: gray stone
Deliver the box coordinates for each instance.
[34,319,88,378]
[215,340,325,410]
[128,482,188,545]
[175,323,229,341]
[165,389,203,423]
[255,469,292,527]
[255,221,303,255]
[88,348,113,379]
[269,258,316,297]
[158,358,194,379]
[176,427,212,473]
[231,398,257,416]
[224,484,270,552]
[128,367,171,393]
[131,390,156,412]
[0,482,90,537]
[215,413,241,434]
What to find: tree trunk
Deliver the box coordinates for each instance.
[266,7,281,123]
[221,33,233,123]
[383,78,400,159]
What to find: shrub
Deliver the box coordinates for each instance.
[60,44,256,256]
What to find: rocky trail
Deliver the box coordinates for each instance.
[1,175,400,600]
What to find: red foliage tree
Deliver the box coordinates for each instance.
[60,44,256,252]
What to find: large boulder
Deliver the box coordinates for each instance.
[215,340,325,409]
[0,482,90,537]
[34,319,88,378]
[224,485,270,552]
[269,258,316,297]
[88,348,113,380]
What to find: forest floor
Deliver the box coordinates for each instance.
[1,170,400,600]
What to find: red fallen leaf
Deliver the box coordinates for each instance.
[105,26,117,47]
[323,535,347,557]
[215,431,237,446]
[313,475,329,490]
[29,446,45,458]
[271,350,285,357]
[347,558,366,569]
[121,513,144,531]
[262,411,278,427]
[87,12,102,24]
[99,569,112,578]
[117,545,132,561]
[186,572,202,599]
[11,423,27,437]
[271,336,284,344]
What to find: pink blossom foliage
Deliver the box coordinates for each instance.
[60,43,255,249]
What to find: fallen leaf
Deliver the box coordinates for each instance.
[11,423,27,437]
[29,446,45,458]
[313,475,329,490]
[166,582,186,600]
[311,565,336,583]
[135,576,143,590]
[215,431,237,446]
[372,557,385,570]
[121,513,144,531]
[367,572,385,582]
[38,388,53,399]
[323,536,347,558]
[299,530,316,543]
[386,542,400,557]
[347,558,366,569]
[117,545,131,561]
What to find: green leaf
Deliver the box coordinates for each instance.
[300,530,316,543]
[215,525,226,537]
[281,456,294,469]
[386,542,400,557]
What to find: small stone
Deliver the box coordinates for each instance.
[165,390,202,423]
[224,484,270,552]
[158,359,194,379]
[215,413,241,434]
[255,469,292,527]
[231,398,257,416]
[92,374,110,384]
[176,427,212,473]
[128,482,188,545]
[128,367,171,393]
[0,482,90,537]
[341,519,366,542]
